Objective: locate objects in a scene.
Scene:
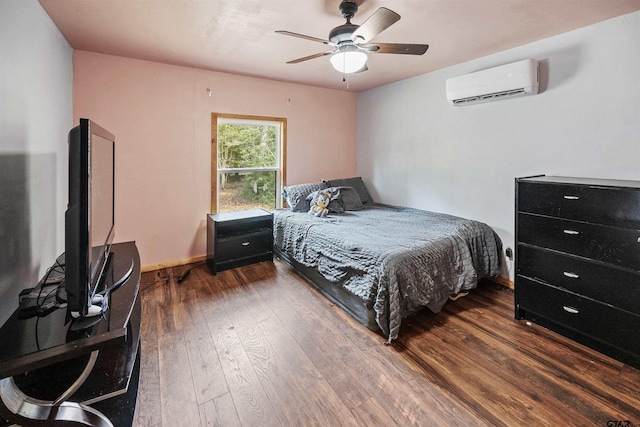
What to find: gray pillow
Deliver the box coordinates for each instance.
[325,177,373,205]
[329,186,363,211]
[283,181,328,212]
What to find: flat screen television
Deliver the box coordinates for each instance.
[65,118,115,318]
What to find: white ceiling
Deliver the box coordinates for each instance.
[38,0,640,92]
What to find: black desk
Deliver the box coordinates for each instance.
[0,241,141,427]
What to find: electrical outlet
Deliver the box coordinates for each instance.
[505,247,513,261]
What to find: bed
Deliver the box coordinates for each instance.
[275,177,503,342]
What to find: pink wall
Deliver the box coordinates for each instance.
[73,50,357,269]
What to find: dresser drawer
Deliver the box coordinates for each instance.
[216,230,272,263]
[517,244,640,313]
[518,213,640,270]
[518,182,640,229]
[516,277,640,355]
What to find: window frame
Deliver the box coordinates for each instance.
[211,113,287,214]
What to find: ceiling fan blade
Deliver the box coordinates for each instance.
[350,7,400,44]
[286,51,334,64]
[368,43,429,55]
[275,30,329,45]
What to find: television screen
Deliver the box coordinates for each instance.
[89,132,115,285]
[65,119,115,318]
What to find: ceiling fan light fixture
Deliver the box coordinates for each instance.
[330,50,367,74]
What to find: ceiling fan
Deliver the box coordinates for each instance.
[276,1,429,75]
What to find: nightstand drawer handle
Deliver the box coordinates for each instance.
[563,195,580,200]
[563,272,579,279]
[242,242,250,246]
[563,229,580,235]
[563,306,579,314]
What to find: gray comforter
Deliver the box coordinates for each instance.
[274,204,502,341]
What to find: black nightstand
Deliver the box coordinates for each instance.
[206,208,274,274]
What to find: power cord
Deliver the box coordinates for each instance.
[35,258,65,306]
[140,261,205,293]
[157,261,205,283]
[18,259,66,320]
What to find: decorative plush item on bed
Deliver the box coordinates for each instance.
[307,189,333,217]
[274,188,503,342]
[305,186,363,215]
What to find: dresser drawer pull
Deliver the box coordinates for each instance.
[563,195,580,200]
[562,306,579,314]
[242,242,251,246]
[563,229,580,235]
[563,272,579,279]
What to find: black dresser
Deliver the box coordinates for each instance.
[515,175,640,368]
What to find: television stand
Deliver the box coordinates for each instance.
[0,241,141,427]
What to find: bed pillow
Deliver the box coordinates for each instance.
[283,181,328,212]
[325,177,373,205]
[329,186,363,211]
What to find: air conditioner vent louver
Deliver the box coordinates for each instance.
[453,88,527,105]
[446,59,539,106]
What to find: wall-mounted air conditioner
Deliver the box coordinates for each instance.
[446,59,539,106]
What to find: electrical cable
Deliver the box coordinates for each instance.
[154,261,205,282]
[32,258,66,350]
[140,261,205,293]
[35,258,65,307]
[35,313,41,351]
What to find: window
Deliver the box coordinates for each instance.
[211,113,286,214]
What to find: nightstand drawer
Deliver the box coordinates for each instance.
[518,213,640,269]
[517,245,640,313]
[516,277,640,355]
[216,230,272,263]
[518,182,640,228]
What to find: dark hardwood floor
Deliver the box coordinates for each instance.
[133,260,640,427]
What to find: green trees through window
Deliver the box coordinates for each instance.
[213,114,286,213]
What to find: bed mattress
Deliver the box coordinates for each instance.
[274,204,502,341]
